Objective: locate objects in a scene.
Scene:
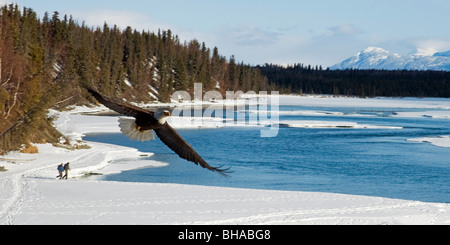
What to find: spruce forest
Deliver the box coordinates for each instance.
[1,4,449,154]
[0,5,271,153]
[258,64,450,97]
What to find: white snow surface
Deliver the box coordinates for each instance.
[1,95,450,225]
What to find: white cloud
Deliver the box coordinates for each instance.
[71,9,172,32]
[208,24,305,65]
[206,23,369,66]
[224,25,282,47]
[69,8,217,49]
[276,24,368,67]
[328,24,363,36]
[413,38,450,55]
[377,37,450,57]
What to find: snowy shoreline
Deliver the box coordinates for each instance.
[1,95,449,225]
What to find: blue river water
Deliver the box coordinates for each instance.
[84,104,450,203]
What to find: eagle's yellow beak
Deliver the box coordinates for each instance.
[164,111,171,117]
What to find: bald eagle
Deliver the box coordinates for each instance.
[87,89,230,177]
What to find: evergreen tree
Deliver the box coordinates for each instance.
[174,55,188,91]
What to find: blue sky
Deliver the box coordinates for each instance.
[3,0,450,67]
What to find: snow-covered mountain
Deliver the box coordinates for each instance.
[330,47,450,71]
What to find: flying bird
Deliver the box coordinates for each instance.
[86,89,230,176]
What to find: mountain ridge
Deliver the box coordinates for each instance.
[330,47,450,71]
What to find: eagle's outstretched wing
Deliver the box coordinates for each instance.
[87,89,153,118]
[154,124,231,177]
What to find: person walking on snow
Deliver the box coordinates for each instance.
[57,163,64,179]
[62,162,70,179]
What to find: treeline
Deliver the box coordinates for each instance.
[0,4,270,153]
[258,64,450,97]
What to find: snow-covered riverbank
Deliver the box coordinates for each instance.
[1,95,449,225]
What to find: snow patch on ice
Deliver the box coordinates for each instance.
[275,120,402,129]
[392,110,450,119]
[408,136,450,148]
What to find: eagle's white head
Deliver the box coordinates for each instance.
[155,110,171,124]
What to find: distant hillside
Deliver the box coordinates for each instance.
[0,4,271,153]
[258,63,450,98]
[330,47,450,71]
